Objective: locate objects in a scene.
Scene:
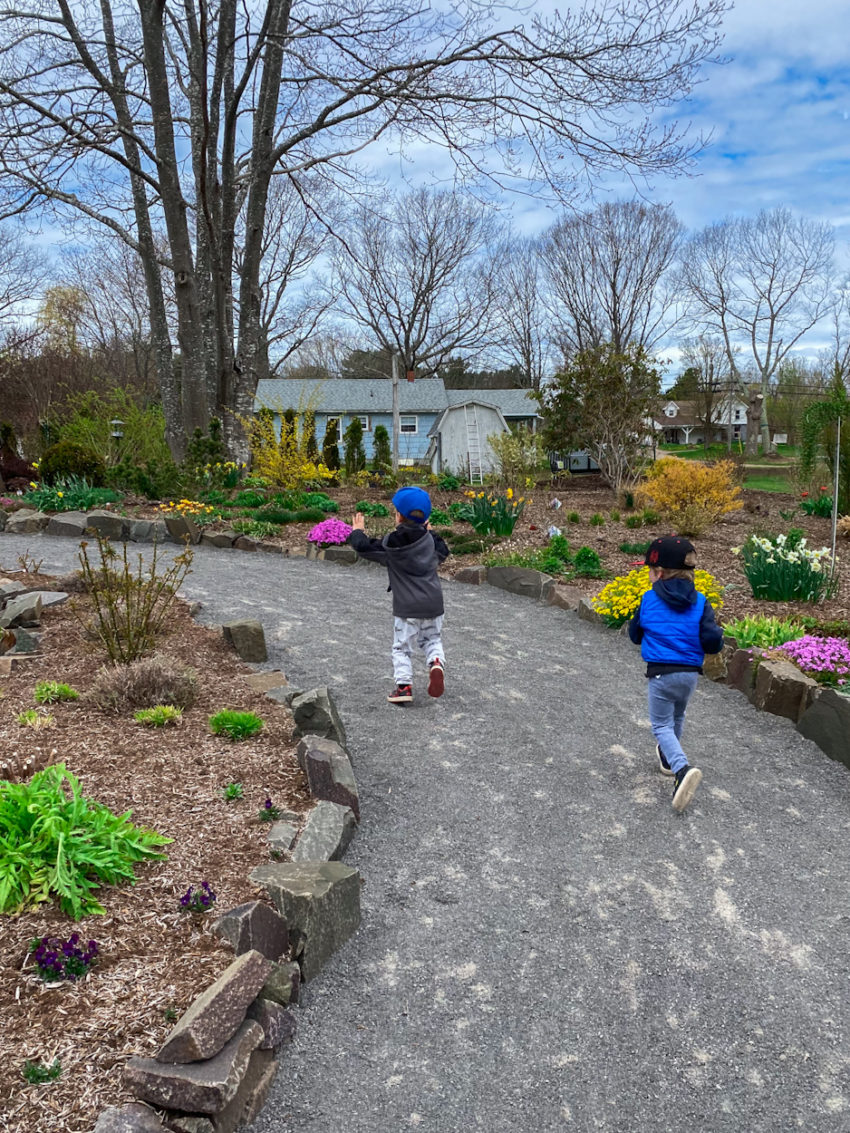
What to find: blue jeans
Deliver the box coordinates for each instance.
[647,671,699,774]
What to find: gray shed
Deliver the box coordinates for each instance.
[425,399,510,483]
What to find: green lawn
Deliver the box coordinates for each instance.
[741,473,794,493]
[659,443,799,464]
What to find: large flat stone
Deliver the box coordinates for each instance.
[125,1021,263,1114]
[0,592,42,629]
[211,902,289,962]
[296,734,359,817]
[6,508,49,534]
[249,861,361,983]
[544,585,585,612]
[576,597,604,626]
[0,579,24,598]
[454,566,487,585]
[268,821,298,857]
[245,998,297,1050]
[292,801,356,862]
[221,619,267,663]
[243,671,288,694]
[94,1103,164,1131]
[46,510,89,537]
[86,509,127,540]
[290,686,346,747]
[486,565,554,602]
[726,648,756,696]
[797,688,850,768]
[156,950,271,1064]
[165,514,201,545]
[752,658,821,722]
[201,531,236,549]
[211,1049,277,1133]
[323,545,358,565]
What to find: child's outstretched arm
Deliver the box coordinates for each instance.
[347,512,388,562]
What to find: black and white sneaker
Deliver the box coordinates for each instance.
[656,743,674,777]
[672,765,702,813]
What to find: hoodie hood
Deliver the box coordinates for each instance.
[651,577,697,611]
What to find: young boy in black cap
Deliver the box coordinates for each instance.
[628,535,723,812]
[348,486,449,705]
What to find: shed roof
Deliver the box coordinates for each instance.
[254,377,541,418]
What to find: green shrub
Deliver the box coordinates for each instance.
[437,472,461,491]
[302,492,338,513]
[589,513,605,527]
[567,511,581,524]
[624,515,644,530]
[0,764,171,918]
[573,546,606,578]
[75,534,193,664]
[134,705,183,727]
[322,419,340,472]
[34,681,79,704]
[724,614,805,650]
[106,457,182,500]
[209,709,264,741]
[343,418,366,476]
[354,500,390,517]
[232,519,281,539]
[548,534,572,563]
[619,541,651,555]
[233,489,267,508]
[293,508,327,523]
[40,441,106,486]
[372,424,392,473]
[429,507,451,526]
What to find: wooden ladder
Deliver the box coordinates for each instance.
[465,403,483,485]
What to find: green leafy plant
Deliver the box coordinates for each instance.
[17,708,54,729]
[0,764,171,918]
[39,440,106,486]
[619,541,651,555]
[457,489,525,536]
[437,472,461,491]
[573,546,605,577]
[354,500,390,517]
[724,614,805,650]
[22,1059,62,1085]
[209,709,264,741]
[163,1006,179,1023]
[223,782,244,801]
[258,797,281,822]
[733,533,838,603]
[34,680,79,704]
[624,515,644,530]
[589,513,605,526]
[567,511,581,524]
[22,477,122,513]
[233,488,267,508]
[429,507,451,526]
[799,488,834,517]
[75,533,193,664]
[301,492,338,513]
[134,705,183,727]
[231,519,281,539]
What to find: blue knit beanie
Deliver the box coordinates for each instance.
[392,486,432,524]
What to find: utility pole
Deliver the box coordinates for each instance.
[391,352,400,473]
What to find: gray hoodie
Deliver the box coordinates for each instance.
[348,524,449,619]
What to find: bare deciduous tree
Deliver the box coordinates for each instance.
[333,188,501,374]
[680,208,835,452]
[0,225,43,327]
[678,335,729,449]
[542,200,684,356]
[493,236,552,390]
[0,0,726,458]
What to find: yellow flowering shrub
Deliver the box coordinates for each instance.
[637,458,742,537]
[592,566,724,628]
[233,406,333,491]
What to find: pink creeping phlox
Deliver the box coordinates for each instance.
[778,635,850,687]
[307,517,352,546]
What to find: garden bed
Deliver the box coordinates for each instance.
[0,568,310,1133]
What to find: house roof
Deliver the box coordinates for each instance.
[254,377,540,418]
[427,401,509,438]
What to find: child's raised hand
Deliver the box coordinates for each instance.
[352,511,366,530]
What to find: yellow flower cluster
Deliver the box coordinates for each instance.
[592,566,723,628]
[203,461,245,472]
[159,499,215,516]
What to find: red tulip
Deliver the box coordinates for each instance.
[801,492,809,498]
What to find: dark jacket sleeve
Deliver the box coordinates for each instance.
[699,600,724,654]
[348,529,387,564]
[432,532,450,563]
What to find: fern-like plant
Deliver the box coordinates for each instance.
[34,681,79,704]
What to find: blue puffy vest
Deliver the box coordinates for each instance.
[639,589,706,668]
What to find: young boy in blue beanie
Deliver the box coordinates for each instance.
[628,535,723,812]
[348,486,450,705]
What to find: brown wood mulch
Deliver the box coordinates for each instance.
[0,578,310,1133]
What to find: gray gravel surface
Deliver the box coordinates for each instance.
[3,535,850,1132]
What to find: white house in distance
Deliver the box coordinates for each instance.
[653,394,750,446]
[253,377,541,480]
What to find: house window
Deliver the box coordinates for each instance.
[350,415,370,432]
[665,405,677,417]
[734,409,741,421]
[400,415,418,434]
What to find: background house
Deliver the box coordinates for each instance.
[253,377,541,477]
[654,395,749,446]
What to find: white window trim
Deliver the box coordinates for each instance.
[350,414,370,431]
[400,415,418,434]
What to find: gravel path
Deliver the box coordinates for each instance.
[3,535,850,1132]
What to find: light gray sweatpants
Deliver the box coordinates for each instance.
[391,616,445,684]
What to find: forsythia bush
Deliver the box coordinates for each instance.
[234,407,334,491]
[637,458,742,537]
[592,565,723,628]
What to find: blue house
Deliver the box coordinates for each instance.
[253,377,540,477]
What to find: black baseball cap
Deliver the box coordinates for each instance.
[645,536,696,569]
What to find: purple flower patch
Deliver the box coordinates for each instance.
[778,636,850,687]
[307,517,352,546]
[29,933,98,982]
[179,881,217,914]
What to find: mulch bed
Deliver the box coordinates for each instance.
[0,573,310,1133]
